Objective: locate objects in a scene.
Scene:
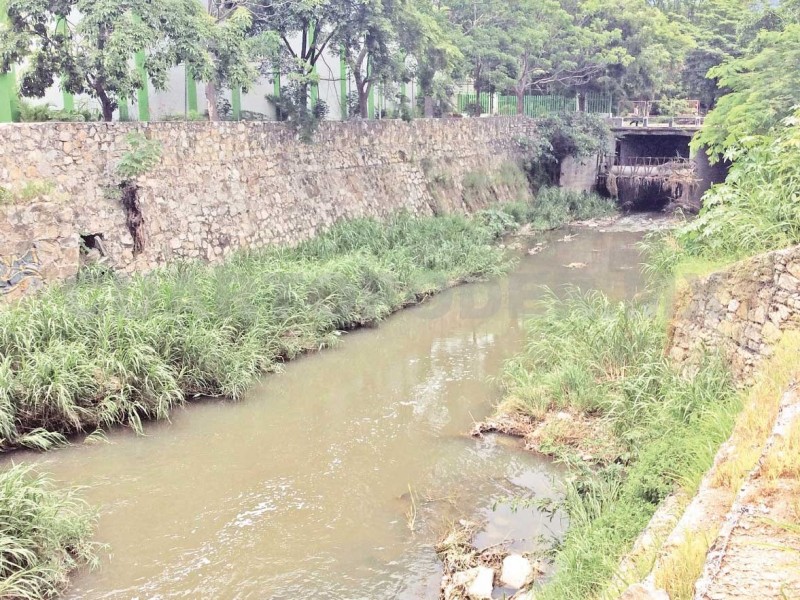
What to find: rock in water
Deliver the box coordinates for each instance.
[467,566,494,599]
[500,554,534,589]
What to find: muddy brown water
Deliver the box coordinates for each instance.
[24,229,646,599]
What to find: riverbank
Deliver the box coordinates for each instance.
[470,240,800,600]
[0,188,617,598]
[0,188,615,452]
[469,289,738,600]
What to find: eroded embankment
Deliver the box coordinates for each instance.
[474,243,800,600]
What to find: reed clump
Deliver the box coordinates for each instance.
[0,465,98,599]
[497,289,738,600]
[0,212,516,449]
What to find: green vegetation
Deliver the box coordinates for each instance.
[17,100,98,123]
[0,213,505,448]
[4,0,790,122]
[116,133,163,180]
[498,289,738,599]
[645,14,800,274]
[521,113,612,189]
[0,192,616,450]
[0,180,58,206]
[0,465,97,599]
[479,188,616,234]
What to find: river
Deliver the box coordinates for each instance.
[24,228,646,599]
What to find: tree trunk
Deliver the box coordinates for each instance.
[93,82,114,122]
[206,81,219,121]
[358,87,369,118]
[101,100,114,122]
[516,89,525,115]
[473,81,482,116]
[299,81,309,111]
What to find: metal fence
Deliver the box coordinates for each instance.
[456,92,493,114]
[469,92,612,117]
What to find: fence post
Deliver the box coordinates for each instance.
[0,0,18,122]
[186,68,198,115]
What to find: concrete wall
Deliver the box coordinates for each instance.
[669,245,800,382]
[559,155,600,192]
[0,117,536,300]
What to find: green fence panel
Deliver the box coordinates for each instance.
[585,92,612,114]
[457,92,492,114]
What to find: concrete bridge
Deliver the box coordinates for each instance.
[602,119,726,211]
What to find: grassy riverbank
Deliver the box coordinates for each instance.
[494,289,739,599]
[0,188,615,451]
[0,187,615,596]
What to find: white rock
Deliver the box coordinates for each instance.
[467,566,494,599]
[451,567,481,587]
[500,554,534,589]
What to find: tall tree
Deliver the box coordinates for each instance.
[693,23,800,156]
[203,2,278,121]
[333,0,405,118]
[333,0,459,118]
[251,0,353,109]
[403,0,462,113]
[0,0,212,121]
[497,0,630,114]
[577,0,691,102]
[679,0,751,109]
[447,0,510,111]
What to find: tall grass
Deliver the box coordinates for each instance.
[0,465,97,599]
[0,212,516,449]
[1,188,617,450]
[498,289,738,599]
[477,187,616,235]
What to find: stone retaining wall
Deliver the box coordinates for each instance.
[669,245,800,381]
[1,117,536,300]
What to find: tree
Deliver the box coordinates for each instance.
[333,0,459,118]
[252,0,353,109]
[0,0,212,121]
[576,0,692,102]
[495,0,630,114]
[333,0,405,118]
[403,0,462,114]
[679,0,751,109]
[692,24,800,156]
[447,0,510,112]
[203,2,278,121]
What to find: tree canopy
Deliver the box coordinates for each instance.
[693,22,800,156]
[0,0,213,121]
[0,0,791,121]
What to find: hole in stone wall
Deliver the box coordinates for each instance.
[80,233,108,267]
[80,233,106,255]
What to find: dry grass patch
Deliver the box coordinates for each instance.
[713,332,800,492]
[654,529,716,600]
